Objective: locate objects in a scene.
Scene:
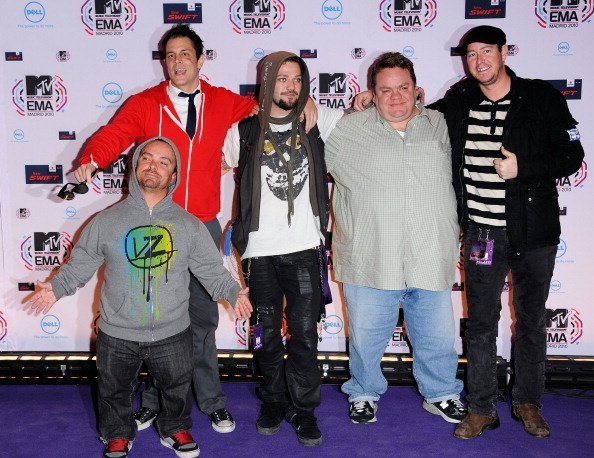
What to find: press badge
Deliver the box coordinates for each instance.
[252,323,264,351]
[469,229,494,266]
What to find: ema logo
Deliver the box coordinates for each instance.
[311,72,360,109]
[163,3,202,23]
[21,232,73,271]
[41,314,60,335]
[0,311,6,341]
[81,0,137,36]
[546,78,582,99]
[379,0,437,32]
[91,155,129,195]
[322,314,344,335]
[235,319,248,347]
[351,48,366,59]
[229,0,286,35]
[556,160,587,192]
[546,308,583,347]
[465,0,506,19]
[25,165,63,184]
[389,308,408,349]
[24,1,45,23]
[12,75,67,117]
[535,0,593,29]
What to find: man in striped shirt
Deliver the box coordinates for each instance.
[430,25,584,440]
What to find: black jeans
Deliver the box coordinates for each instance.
[142,218,226,415]
[96,328,193,441]
[244,248,322,413]
[463,223,556,416]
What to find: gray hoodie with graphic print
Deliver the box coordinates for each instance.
[50,136,241,342]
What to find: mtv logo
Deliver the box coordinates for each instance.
[551,0,579,6]
[394,0,422,12]
[245,0,271,13]
[96,0,122,14]
[26,76,53,96]
[34,232,61,252]
[104,155,128,174]
[319,73,348,94]
[546,308,570,329]
[352,48,365,58]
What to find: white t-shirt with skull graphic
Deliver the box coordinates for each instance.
[223,106,342,259]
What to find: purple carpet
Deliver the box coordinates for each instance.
[1,382,592,457]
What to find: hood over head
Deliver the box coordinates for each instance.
[128,136,181,207]
[257,51,310,126]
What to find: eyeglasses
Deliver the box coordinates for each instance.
[58,170,98,200]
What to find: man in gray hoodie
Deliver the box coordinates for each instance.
[27,136,252,458]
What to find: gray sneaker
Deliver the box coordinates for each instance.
[423,398,468,424]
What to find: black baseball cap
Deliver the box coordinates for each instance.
[460,25,506,55]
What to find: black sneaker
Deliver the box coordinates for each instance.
[423,398,468,424]
[286,410,323,446]
[349,400,378,424]
[103,439,133,458]
[209,408,236,433]
[134,407,158,431]
[256,403,286,435]
[160,430,200,458]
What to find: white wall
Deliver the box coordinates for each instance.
[1,0,591,357]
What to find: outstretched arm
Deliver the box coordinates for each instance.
[25,281,58,316]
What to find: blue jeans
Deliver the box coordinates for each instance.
[96,328,193,441]
[463,223,556,415]
[342,284,462,403]
[142,218,226,415]
[243,248,322,412]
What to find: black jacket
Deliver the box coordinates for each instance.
[231,117,330,256]
[429,67,584,253]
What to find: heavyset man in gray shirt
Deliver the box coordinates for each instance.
[325,52,466,425]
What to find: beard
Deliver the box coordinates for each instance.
[274,94,299,111]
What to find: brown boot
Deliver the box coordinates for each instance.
[454,412,500,439]
[512,404,550,438]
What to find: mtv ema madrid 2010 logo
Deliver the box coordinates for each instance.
[535,0,593,29]
[21,232,73,271]
[229,0,286,34]
[546,307,583,348]
[556,160,587,192]
[12,75,67,116]
[81,0,137,36]
[91,154,129,195]
[379,0,437,32]
[311,72,360,109]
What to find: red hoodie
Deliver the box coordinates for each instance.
[81,80,256,221]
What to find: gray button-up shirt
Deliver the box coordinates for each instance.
[325,105,459,291]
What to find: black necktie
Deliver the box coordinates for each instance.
[179,89,200,139]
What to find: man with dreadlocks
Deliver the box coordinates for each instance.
[222,52,343,446]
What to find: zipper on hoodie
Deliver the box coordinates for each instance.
[147,208,155,341]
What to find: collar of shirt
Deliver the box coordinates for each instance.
[371,103,432,129]
[167,80,202,125]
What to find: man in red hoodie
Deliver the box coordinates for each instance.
[73,24,257,435]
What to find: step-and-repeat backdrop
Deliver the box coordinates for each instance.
[0,0,591,357]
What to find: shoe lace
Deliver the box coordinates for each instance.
[107,439,129,452]
[211,408,231,422]
[351,401,370,413]
[446,399,466,411]
[170,431,194,446]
